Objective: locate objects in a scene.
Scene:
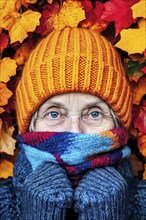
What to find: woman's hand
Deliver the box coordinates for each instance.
[74,166,128,220]
[20,162,74,220]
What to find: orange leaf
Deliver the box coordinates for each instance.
[0,123,16,155]
[0,159,14,178]
[133,100,146,133]
[132,76,146,105]
[0,58,17,83]
[13,40,34,66]
[1,10,41,43]
[21,0,37,7]
[0,82,12,106]
[0,33,9,52]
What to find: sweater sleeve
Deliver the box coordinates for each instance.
[0,178,19,220]
[0,149,33,220]
[117,159,146,220]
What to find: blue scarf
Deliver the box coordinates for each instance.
[17,128,130,186]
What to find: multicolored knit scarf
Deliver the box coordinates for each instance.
[17,128,131,186]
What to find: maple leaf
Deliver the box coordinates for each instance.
[21,0,37,8]
[79,1,108,31]
[132,0,146,18]
[0,123,16,155]
[0,58,17,83]
[101,0,139,34]
[81,0,93,17]
[0,159,14,178]
[35,1,59,36]
[53,0,85,30]
[0,33,9,52]
[115,19,146,54]
[141,66,146,74]
[133,100,146,133]
[0,0,22,32]
[131,76,146,104]
[1,10,41,43]
[0,0,19,18]
[0,82,12,107]
[13,39,34,66]
[124,58,146,82]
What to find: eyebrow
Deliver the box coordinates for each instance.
[43,100,104,110]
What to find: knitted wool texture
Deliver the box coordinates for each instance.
[16,27,132,133]
[17,128,131,186]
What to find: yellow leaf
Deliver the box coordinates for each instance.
[1,10,41,43]
[23,0,37,4]
[0,0,21,28]
[132,0,146,18]
[0,58,17,83]
[0,124,16,155]
[0,159,14,178]
[115,19,146,54]
[0,82,12,106]
[53,0,85,30]
[21,0,37,7]
[132,76,146,105]
[0,0,18,19]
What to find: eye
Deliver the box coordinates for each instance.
[82,107,103,122]
[90,111,101,118]
[47,111,61,119]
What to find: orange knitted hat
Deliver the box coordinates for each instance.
[16,27,132,133]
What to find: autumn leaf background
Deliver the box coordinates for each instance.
[0,0,146,179]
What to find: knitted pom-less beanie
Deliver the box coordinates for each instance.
[16,26,132,133]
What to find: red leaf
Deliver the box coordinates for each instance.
[4,76,20,113]
[101,0,140,34]
[35,1,59,36]
[141,66,146,74]
[81,0,93,17]
[0,33,9,52]
[79,1,108,32]
[133,100,146,133]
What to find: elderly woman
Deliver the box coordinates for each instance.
[0,27,146,220]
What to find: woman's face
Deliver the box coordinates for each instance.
[32,93,115,134]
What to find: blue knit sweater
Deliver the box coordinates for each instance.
[0,148,146,220]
